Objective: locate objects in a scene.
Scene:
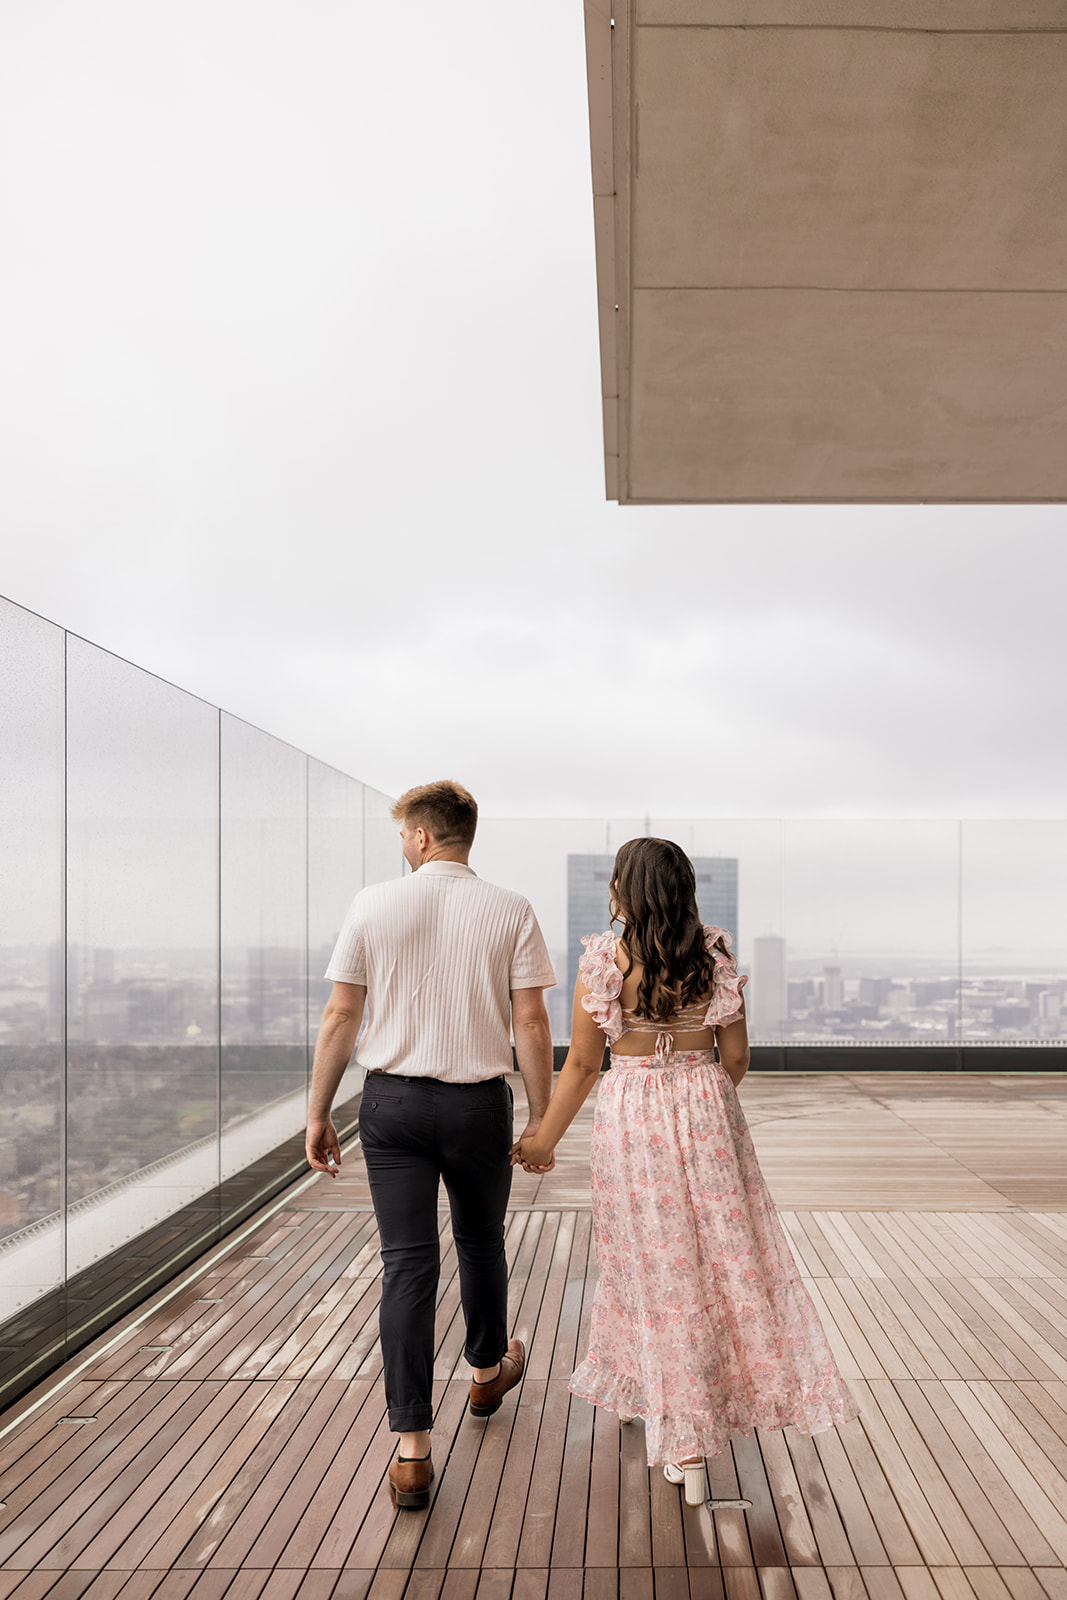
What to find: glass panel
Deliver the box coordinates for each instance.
[64,638,220,1278]
[220,717,307,1190]
[781,821,960,1047]
[0,600,65,1322]
[962,821,1067,1044]
[648,818,782,1040]
[363,783,403,888]
[471,819,780,1043]
[308,760,364,1105]
[472,819,614,1042]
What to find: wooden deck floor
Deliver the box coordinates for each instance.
[2,1073,1067,1600]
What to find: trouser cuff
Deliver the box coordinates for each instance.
[388,1404,434,1432]
[465,1344,506,1368]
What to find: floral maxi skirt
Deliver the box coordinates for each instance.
[569,1051,858,1466]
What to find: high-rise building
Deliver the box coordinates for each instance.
[858,976,892,1007]
[750,935,787,1040]
[823,964,843,1012]
[566,856,617,996]
[566,853,739,996]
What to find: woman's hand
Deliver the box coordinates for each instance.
[512,1135,555,1173]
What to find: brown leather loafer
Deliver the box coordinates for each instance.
[469,1339,526,1417]
[388,1452,434,1509]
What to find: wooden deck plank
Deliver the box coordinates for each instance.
[686,1573,726,1600]
[849,1383,973,1567]
[647,1452,686,1571]
[858,1571,907,1600]
[811,1424,890,1566]
[911,1382,1058,1566]
[302,1279,386,1381]
[757,1570,800,1600]
[834,1279,933,1380]
[940,1383,1067,1564]
[240,1381,383,1571]
[310,1402,398,1571]
[994,1573,1049,1600]
[706,1441,753,1568]
[817,1215,889,1281]
[73,1379,285,1571]
[162,1218,358,1382]
[551,1371,596,1568]
[448,1382,522,1569]
[514,1380,573,1570]
[802,1278,885,1383]
[219,1226,384,1383]
[3,1074,1067,1598]
[579,1574,620,1600]
[615,1415,653,1571]
[730,1433,787,1569]
[0,1381,165,1515]
[873,1382,1019,1567]
[0,1382,204,1572]
[757,1430,820,1567]
[832,1403,921,1566]
[882,1279,987,1383]
[981,1279,1067,1367]
[779,1432,853,1569]
[678,1478,720,1571]
[170,1380,328,1570]
[584,1408,622,1570]
[477,1380,548,1572]
[721,1568,762,1600]
[372,1379,467,1574]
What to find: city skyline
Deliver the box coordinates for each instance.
[565,852,740,996]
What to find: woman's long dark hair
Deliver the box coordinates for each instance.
[612,838,721,1021]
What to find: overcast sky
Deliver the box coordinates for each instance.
[3,0,1065,821]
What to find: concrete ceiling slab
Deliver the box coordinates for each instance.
[634,30,1067,291]
[585,0,1067,502]
[630,288,1067,501]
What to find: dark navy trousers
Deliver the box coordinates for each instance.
[358,1072,514,1432]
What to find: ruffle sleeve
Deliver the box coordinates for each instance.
[578,930,625,1044]
[702,926,745,1029]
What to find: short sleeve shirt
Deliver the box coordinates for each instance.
[325,860,556,1081]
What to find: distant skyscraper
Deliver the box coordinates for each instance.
[858,976,892,1007]
[566,856,616,996]
[566,853,739,997]
[750,935,787,1040]
[823,964,843,1012]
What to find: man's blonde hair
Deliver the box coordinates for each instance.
[390,779,478,847]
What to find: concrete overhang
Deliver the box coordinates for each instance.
[583,1,1067,503]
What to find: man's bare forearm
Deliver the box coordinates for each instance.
[309,991,365,1120]
[513,1016,553,1123]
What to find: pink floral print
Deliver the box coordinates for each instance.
[569,930,858,1466]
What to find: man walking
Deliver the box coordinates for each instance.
[305,780,555,1509]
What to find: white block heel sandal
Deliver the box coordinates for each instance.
[663,1460,707,1506]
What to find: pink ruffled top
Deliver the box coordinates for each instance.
[578,925,744,1063]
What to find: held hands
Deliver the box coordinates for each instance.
[510,1120,556,1174]
[306,1117,341,1177]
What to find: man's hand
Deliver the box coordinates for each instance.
[306,983,364,1178]
[511,1120,555,1173]
[306,1116,341,1177]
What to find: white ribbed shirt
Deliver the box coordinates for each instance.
[324,860,556,1081]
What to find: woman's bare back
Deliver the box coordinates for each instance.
[611,938,718,1056]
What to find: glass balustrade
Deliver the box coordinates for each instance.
[0,595,401,1405]
[2,592,1064,1408]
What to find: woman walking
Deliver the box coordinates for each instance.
[515,838,856,1504]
